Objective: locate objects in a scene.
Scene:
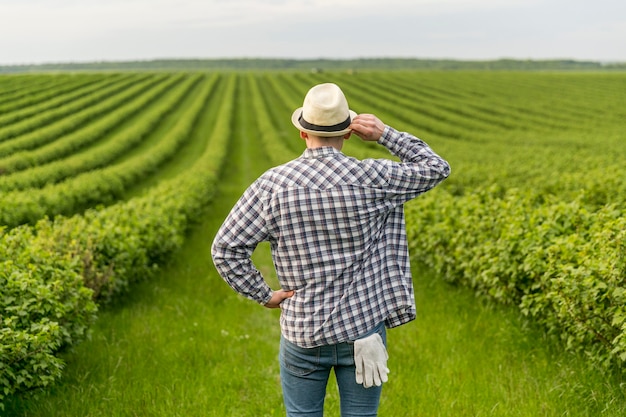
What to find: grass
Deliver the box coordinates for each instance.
[7,249,624,416]
[386,272,625,416]
[5,79,625,416]
[121,74,225,199]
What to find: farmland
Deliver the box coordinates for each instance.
[1,70,625,415]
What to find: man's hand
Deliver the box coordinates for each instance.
[354,333,389,388]
[264,289,295,309]
[350,114,385,142]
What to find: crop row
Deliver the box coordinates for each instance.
[0,74,213,228]
[250,71,626,371]
[0,74,131,127]
[406,187,625,370]
[366,73,586,132]
[0,74,153,144]
[248,74,299,164]
[0,74,236,410]
[248,72,626,199]
[250,71,625,204]
[0,74,105,114]
[0,75,195,190]
[0,71,624,410]
[387,71,623,131]
[335,73,536,134]
[0,74,185,175]
[385,71,624,126]
[370,74,522,131]
[0,74,166,156]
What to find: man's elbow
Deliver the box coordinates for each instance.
[210,239,226,267]
[441,161,451,179]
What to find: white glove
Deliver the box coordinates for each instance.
[354,333,389,388]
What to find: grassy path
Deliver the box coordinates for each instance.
[5,79,624,416]
[5,74,286,417]
[122,74,226,199]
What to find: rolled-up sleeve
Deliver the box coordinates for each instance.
[377,126,451,195]
[211,183,273,305]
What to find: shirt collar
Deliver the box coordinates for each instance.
[301,146,342,159]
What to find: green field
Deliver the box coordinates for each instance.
[1,70,625,415]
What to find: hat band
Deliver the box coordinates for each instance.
[299,113,351,132]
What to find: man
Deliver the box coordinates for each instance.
[212,83,450,416]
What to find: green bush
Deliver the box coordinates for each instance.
[406,187,626,371]
[0,225,97,410]
[0,75,208,228]
[0,74,235,410]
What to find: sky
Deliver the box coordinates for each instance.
[0,0,625,65]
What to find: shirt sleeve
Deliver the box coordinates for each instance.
[211,181,273,305]
[377,126,451,195]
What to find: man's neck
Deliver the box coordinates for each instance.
[306,137,344,151]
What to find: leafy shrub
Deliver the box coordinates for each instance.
[0,225,97,410]
[0,74,235,409]
[406,187,626,371]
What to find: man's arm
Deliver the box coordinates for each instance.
[211,184,275,306]
[212,183,295,308]
[351,114,451,194]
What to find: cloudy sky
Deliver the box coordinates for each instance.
[1,0,624,65]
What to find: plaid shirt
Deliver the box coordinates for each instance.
[212,126,450,347]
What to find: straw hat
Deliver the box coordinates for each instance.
[291,83,357,137]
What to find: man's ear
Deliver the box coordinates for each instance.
[343,132,352,140]
[300,131,308,140]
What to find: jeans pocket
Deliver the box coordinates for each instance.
[358,322,386,345]
[280,337,321,377]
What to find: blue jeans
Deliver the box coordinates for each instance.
[279,323,386,417]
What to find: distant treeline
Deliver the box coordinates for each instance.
[1,58,625,73]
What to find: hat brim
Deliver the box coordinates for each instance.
[291,108,358,137]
